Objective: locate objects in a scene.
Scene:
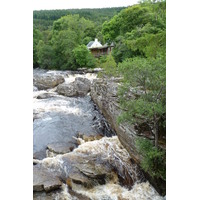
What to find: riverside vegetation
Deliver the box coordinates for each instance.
[33,0,166,193]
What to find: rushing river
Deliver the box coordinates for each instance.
[33,69,164,200]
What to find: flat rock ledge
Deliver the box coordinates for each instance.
[33,165,62,192]
[47,142,76,154]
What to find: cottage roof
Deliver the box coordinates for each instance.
[87,38,102,49]
[87,41,94,48]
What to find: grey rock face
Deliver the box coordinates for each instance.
[56,82,77,97]
[90,78,142,163]
[91,78,165,162]
[74,77,91,96]
[56,77,91,97]
[33,149,47,160]
[33,165,62,192]
[33,74,65,90]
[90,77,166,195]
[33,137,142,193]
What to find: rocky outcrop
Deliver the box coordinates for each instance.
[56,82,77,97]
[56,77,91,97]
[91,78,142,162]
[33,149,47,160]
[33,137,143,193]
[90,77,166,195]
[33,74,65,90]
[74,77,91,96]
[33,165,62,192]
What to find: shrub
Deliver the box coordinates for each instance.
[98,53,118,77]
[135,138,166,180]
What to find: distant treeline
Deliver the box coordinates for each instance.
[33,7,124,30]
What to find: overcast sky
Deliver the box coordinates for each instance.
[33,0,139,10]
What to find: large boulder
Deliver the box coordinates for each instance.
[56,82,77,97]
[56,77,91,97]
[74,77,91,96]
[33,74,65,90]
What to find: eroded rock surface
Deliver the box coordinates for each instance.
[33,149,47,160]
[90,77,166,195]
[33,165,62,192]
[56,82,77,97]
[74,77,91,96]
[33,74,65,90]
[33,137,143,193]
[56,77,91,97]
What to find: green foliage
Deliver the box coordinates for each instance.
[52,15,95,43]
[118,56,166,125]
[126,29,166,58]
[33,8,124,31]
[73,45,96,68]
[98,53,118,77]
[36,40,55,69]
[33,28,42,67]
[34,14,99,70]
[112,36,134,63]
[51,29,78,70]
[135,138,166,180]
[102,1,166,59]
[96,31,105,44]
[82,36,92,45]
[102,4,158,42]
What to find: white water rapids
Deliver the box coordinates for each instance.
[33,69,165,200]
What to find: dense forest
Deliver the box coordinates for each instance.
[33,7,124,68]
[33,0,166,182]
[33,8,124,30]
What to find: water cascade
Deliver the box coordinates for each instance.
[33,69,164,200]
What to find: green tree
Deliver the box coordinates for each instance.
[73,45,96,68]
[98,53,117,77]
[82,36,92,45]
[135,138,166,180]
[112,36,135,63]
[51,29,78,70]
[36,40,55,69]
[33,28,42,67]
[96,31,105,44]
[118,55,166,147]
[52,15,95,44]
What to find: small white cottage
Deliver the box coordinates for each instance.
[87,38,114,57]
[87,38,102,49]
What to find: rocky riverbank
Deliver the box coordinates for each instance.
[33,69,165,199]
[91,77,166,195]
